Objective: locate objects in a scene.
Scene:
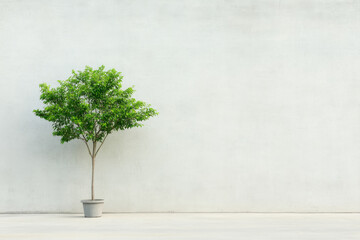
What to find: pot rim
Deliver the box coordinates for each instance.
[81,199,104,204]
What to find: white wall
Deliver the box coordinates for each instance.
[1,0,360,213]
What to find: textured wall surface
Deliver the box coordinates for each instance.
[1,0,360,212]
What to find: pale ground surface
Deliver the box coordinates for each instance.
[0,213,359,240]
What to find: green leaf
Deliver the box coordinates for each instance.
[34,65,158,146]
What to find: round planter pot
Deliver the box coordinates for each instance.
[81,199,104,218]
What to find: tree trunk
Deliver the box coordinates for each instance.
[91,141,97,200]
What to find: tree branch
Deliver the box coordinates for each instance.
[84,140,92,157]
[95,133,108,157]
[95,126,102,138]
[72,121,91,142]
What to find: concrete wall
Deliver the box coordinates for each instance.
[1,0,360,213]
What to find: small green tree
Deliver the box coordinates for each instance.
[34,66,158,200]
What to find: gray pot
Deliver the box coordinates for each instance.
[81,199,104,218]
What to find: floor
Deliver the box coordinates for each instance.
[0,213,359,239]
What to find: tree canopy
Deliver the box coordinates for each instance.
[34,66,158,147]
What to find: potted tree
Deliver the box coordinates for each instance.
[33,66,158,217]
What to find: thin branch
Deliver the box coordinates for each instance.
[95,126,102,138]
[95,133,108,157]
[80,132,92,157]
[84,140,92,157]
[73,121,91,142]
[72,122,92,156]
[93,109,97,142]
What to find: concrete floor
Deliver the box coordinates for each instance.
[0,213,359,239]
